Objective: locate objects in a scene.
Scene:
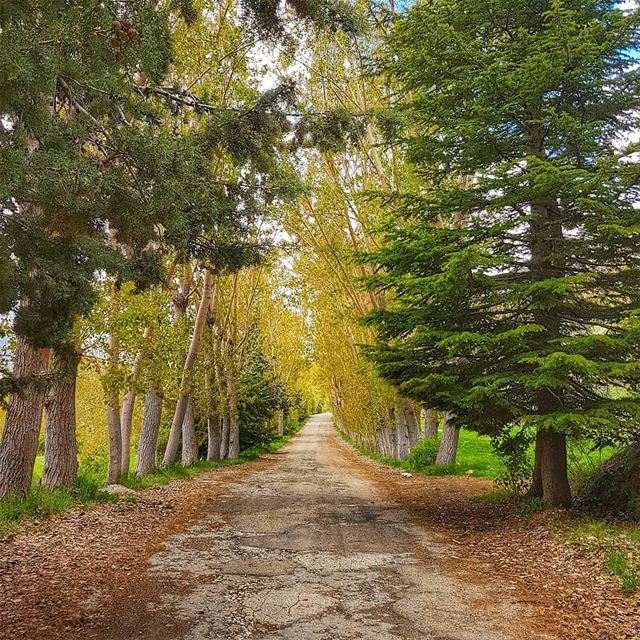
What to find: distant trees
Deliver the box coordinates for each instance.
[0,0,350,498]
[364,0,640,508]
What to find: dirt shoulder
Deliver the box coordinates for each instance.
[334,433,640,640]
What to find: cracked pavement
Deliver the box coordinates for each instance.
[92,414,541,640]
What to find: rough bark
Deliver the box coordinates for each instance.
[0,336,50,498]
[539,429,572,509]
[181,399,198,467]
[436,412,460,466]
[206,364,221,461]
[399,398,420,450]
[43,347,80,490]
[163,269,213,467]
[423,408,439,439]
[134,384,163,477]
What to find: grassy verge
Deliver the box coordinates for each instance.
[565,520,640,593]
[338,426,505,479]
[0,425,302,535]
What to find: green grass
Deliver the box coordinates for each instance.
[0,470,116,534]
[340,423,616,486]
[565,520,640,594]
[0,425,302,535]
[339,427,505,479]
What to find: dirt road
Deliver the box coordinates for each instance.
[89,413,542,640]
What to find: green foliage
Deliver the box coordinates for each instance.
[404,437,439,471]
[238,333,284,449]
[492,429,534,495]
[364,0,640,455]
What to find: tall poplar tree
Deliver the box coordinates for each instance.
[365,0,640,508]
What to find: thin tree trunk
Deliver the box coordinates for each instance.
[43,346,80,490]
[105,331,122,484]
[120,326,151,477]
[181,399,198,466]
[206,365,221,462]
[423,408,439,439]
[436,412,459,466]
[539,429,572,509]
[0,336,50,498]
[227,374,240,459]
[220,413,230,459]
[135,384,163,477]
[277,409,285,436]
[163,269,213,467]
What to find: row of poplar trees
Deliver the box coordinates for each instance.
[363,0,640,510]
[0,0,356,499]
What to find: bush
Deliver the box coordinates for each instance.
[404,438,439,472]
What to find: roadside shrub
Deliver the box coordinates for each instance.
[404,438,439,472]
[492,429,533,495]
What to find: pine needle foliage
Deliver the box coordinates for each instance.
[364,0,640,447]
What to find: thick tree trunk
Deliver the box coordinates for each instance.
[539,429,571,509]
[423,408,439,439]
[399,398,420,451]
[163,269,213,467]
[181,399,198,467]
[207,416,222,462]
[0,336,50,498]
[43,347,80,490]
[528,430,544,498]
[436,412,459,466]
[134,384,163,477]
[220,413,230,459]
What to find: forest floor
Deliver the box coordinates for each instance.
[1,414,638,640]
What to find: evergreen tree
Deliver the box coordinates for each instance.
[364,0,640,508]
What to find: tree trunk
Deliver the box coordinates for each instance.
[134,384,163,477]
[0,336,50,498]
[163,269,213,467]
[539,429,572,509]
[119,327,152,477]
[181,398,198,467]
[227,375,240,459]
[277,409,285,436]
[436,412,459,466]
[423,408,439,438]
[399,398,420,451]
[43,346,80,490]
[206,363,221,461]
[119,389,135,477]
[105,331,122,484]
[207,417,222,462]
[528,430,544,498]
[220,413,230,459]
